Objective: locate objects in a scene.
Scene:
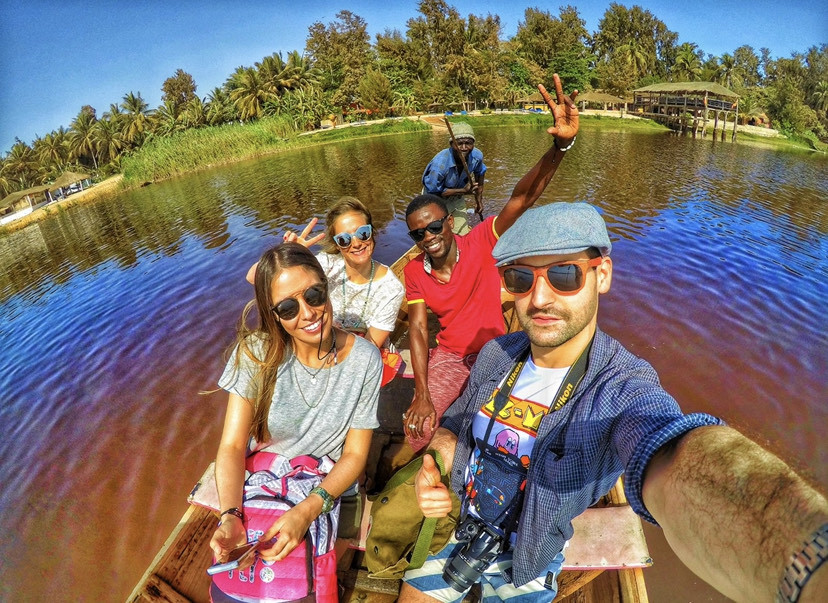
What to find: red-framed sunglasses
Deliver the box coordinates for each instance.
[498,257,604,297]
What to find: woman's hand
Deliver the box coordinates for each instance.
[404,390,437,440]
[283,217,325,247]
[257,501,318,562]
[209,515,248,563]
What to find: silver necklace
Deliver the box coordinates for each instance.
[292,335,336,383]
[341,260,374,329]
[292,341,338,409]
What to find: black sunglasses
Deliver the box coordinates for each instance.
[271,282,328,320]
[408,215,449,242]
[332,224,372,248]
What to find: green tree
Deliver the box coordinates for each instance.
[717,53,741,89]
[3,139,40,189]
[93,118,124,165]
[812,81,828,112]
[161,69,197,117]
[513,6,589,73]
[120,91,152,147]
[34,127,70,173]
[69,106,98,170]
[153,99,184,137]
[206,87,236,125]
[306,10,372,107]
[733,45,761,87]
[672,43,702,81]
[229,67,273,121]
[358,69,393,117]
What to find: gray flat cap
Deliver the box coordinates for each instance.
[493,202,611,266]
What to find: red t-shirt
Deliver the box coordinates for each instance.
[404,216,504,356]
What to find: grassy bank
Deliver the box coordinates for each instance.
[121,116,431,185]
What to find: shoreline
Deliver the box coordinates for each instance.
[1,112,814,235]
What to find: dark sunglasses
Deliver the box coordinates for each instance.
[332,224,373,248]
[271,282,328,320]
[498,258,604,297]
[408,215,449,242]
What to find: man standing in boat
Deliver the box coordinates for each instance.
[401,202,828,602]
[403,75,579,453]
[422,122,486,235]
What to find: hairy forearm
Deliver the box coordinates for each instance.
[426,427,458,474]
[643,426,828,602]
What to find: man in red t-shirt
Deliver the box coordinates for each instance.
[402,75,581,451]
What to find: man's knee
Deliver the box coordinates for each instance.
[399,582,442,602]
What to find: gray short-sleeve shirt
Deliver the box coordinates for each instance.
[218,334,381,460]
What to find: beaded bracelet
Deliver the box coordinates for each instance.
[555,135,576,152]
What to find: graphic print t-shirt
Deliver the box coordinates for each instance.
[463,358,569,537]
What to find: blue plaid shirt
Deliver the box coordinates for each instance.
[422,147,487,195]
[441,329,722,587]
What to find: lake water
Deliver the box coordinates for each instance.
[0,124,825,602]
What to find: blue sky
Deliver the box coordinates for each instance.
[1,0,825,153]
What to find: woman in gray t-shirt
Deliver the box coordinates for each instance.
[210,242,381,570]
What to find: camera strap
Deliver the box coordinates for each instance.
[485,336,594,441]
[465,337,595,533]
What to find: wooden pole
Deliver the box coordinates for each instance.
[732,99,738,141]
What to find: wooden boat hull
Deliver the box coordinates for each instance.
[129,243,651,603]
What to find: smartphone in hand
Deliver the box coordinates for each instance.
[206,541,260,576]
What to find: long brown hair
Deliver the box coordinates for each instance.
[320,196,374,255]
[228,242,327,443]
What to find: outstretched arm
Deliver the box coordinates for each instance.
[643,425,828,602]
[495,73,579,236]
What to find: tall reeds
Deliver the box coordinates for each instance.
[121,116,431,185]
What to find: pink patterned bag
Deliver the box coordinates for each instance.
[209,453,339,603]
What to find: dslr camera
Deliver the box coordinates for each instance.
[442,516,507,592]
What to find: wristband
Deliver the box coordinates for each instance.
[777,523,828,603]
[555,135,576,152]
[219,507,244,522]
[310,486,335,514]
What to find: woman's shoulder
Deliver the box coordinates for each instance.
[316,252,344,272]
[374,263,404,291]
[348,333,382,362]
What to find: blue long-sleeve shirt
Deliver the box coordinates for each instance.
[422,147,487,195]
[441,328,722,586]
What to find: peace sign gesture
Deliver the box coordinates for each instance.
[282,217,325,247]
[539,73,579,146]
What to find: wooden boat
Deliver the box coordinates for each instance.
[128,243,651,603]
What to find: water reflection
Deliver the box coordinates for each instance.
[0,125,825,602]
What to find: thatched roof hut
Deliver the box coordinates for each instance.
[577,91,628,110]
[0,185,53,216]
[49,171,91,192]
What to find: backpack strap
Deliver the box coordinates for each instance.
[405,450,446,570]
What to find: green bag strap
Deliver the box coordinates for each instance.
[406,450,446,570]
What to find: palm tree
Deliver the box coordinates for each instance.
[34,128,70,173]
[673,44,702,81]
[153,99,184,137]
[286,50,320,90]
[229,67,273,121]
[93,118,124,165]
[717,53,740,89]
[619,37,652,81]
[120,91,152,147]
[3,140,40,189]
[181,96,207,128]
[205,87,236,125]
[69,109,98,170]
[812,81,828,112]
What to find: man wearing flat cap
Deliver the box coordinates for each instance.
[401,203,828,602]
[422,121,486,235]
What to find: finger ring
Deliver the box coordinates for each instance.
[402,412,407,419]
[408,424,417,429]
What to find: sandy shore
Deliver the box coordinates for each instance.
[0,174,125,234]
